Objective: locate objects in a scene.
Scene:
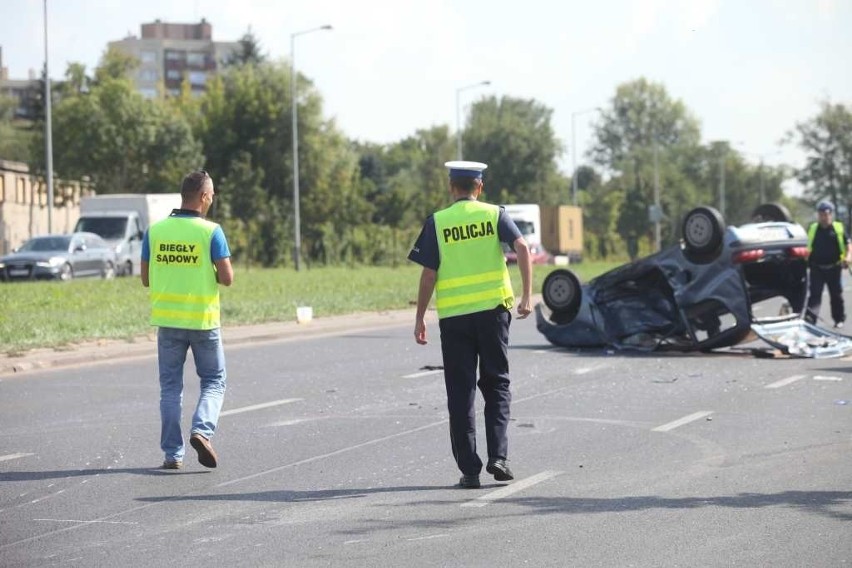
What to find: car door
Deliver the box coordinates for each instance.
[89,235,112,276]
[68,235,87,276]
[82,235,104,276]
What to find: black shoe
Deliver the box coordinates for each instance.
[456,474,481,489]
[486,459,514,481]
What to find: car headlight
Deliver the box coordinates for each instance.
[0,262,5,269]
[114,244,123,254]
[36,256,66,268]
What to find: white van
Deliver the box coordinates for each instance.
[74,194,181,276]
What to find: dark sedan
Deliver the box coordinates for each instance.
[536,204,812,353]
[0,233,117,282]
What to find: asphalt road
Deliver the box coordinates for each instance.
[0,301,850,567]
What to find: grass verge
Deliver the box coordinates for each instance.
[0,261,621,353]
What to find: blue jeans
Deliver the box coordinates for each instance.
[158,327,227,462]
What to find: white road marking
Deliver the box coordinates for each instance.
[573,367,597,375]
[813,375,843,382]
[216,419,449,488]
[33,519,137,525]
[406,534,449,541]
[532,347,558,354]
[0,453,34,463]
[652,411,714,432]
[764,375,807,389]
[220,398,302,417]
[266,418,311,427]
[401,370,443,379]
[461,470,562,508]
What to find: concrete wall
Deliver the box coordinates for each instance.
[0,160,91,255]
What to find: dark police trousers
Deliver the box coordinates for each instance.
[438,306,512,476]
[806,263,845,324]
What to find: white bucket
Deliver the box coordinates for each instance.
[296,306,313,324]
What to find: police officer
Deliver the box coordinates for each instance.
[141,170,234,469]
[805,200,852,328]
[409,161,532,489]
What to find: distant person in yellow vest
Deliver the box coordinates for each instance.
[409,160,532,489]
[141,170,234,469]
[805,200,852,328]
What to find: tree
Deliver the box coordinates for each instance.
[789,101,852,214]
[223,28,266,67]
[0,95,34,162]
[590,78,703,247]
[31,58,203,194]
[194,62,361,266]
[464,96,566,205]
[94,47,140,84]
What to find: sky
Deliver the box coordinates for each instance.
[1,0,851,187]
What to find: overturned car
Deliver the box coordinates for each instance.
[536,204,852,357]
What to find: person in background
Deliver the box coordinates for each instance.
[805,200,852,329]
[141,170,233,469]
[409,160,532,489]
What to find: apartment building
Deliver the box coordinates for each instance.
[0,46,40,120]
[108,19,239,98]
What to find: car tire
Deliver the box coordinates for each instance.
[123,260,133,277]
[59,263,73,281]
[751,202,793,223]
[542,269,582,315]
[102,262,115,280]
[682,206,725,257]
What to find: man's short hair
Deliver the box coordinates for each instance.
[181,170,212,200]
[450,177,480,193]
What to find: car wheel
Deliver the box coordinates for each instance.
[102,262,116,280]
[542,269,582,315]
[751,202,793,223]
[682,206,725,257]
[59,263,73,281]
[124,261,133,277]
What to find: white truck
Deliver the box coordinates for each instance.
[73,194,182,276]
[502,204,543,247]
[501,203,584,263]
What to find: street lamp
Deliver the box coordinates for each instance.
[43,0,54,233]
[291,24,332,272]
[455,80,490,160]
[740,149,782,204]
[571,107,600,206]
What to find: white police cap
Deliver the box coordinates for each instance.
[445,160,488,179]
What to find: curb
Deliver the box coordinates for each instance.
[0,308,416,378]
[0,296,541,378]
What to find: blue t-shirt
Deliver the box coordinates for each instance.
[407,200,522,270]
[141,210,231,262]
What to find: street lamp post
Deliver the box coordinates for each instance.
[740,149,781,205]
[291,24,332,272]
[718,144,726,219]
[653,139,661,252]
[43,0,54,233]
[571,107,600,206]
[455,81,490,160]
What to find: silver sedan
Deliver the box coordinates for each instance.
[0,232,117,282]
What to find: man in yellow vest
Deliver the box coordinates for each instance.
[141,170,234,469]
[409,160,532,489]
[805,200,852,328]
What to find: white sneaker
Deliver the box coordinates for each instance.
[835,321,844,329]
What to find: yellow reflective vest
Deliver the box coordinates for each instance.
[807,221,847,263]
[434,200,515,319]
[148,216,221,330]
